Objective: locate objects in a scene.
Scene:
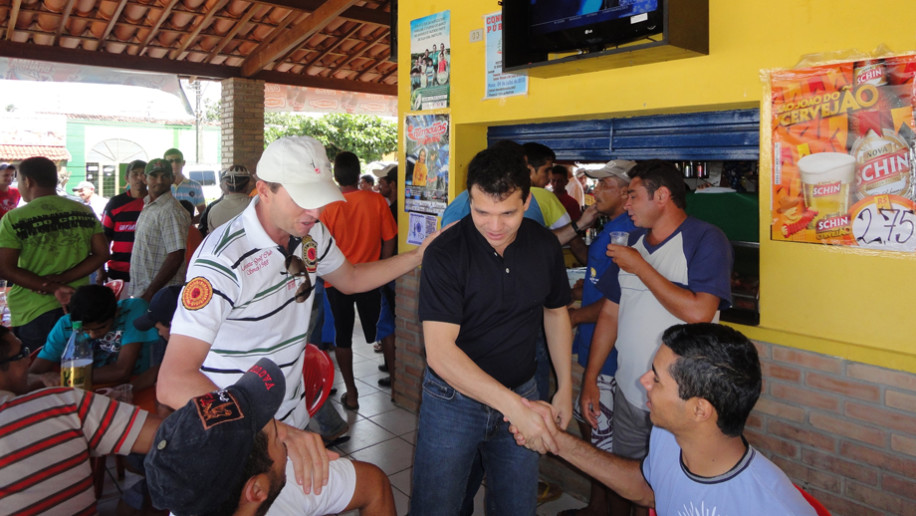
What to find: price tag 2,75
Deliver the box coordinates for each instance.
[851,194,916,252]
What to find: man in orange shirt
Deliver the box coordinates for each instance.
[320,151,398,410]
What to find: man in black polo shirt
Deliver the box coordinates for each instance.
[410,145,573,515]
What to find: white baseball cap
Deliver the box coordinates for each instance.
[585,160,637,180]
[256,136,344,209]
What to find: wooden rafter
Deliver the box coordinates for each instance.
[205,3,269,63]
[379,66,397,82]
[99,0,131,44]
[137,0,181,57]
[301,23,362,70]
[169,0,230,60]
[6,0,23,42]
[52,0,78,46]
[356,47,391,80]
[329,27,387,75]
[241,0,358,77]
[251,0,389,26]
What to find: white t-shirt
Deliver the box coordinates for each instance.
[171,198,345,428]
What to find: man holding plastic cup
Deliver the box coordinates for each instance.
[582,160,733,516]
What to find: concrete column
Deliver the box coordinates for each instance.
[220,77,265,173]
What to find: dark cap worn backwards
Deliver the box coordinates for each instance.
[133,286,181,331]
[144,358,286,515]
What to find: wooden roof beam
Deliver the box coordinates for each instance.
[205,3,267,63]
[6,0,23,42]
[169,0,230,60]
[329,28,387,74]
[301,23,362,70]
[241,0,358,77]
[98,0,130,44]
[251,0,389,26]
[52,0,77,46]
[137,0,180,56]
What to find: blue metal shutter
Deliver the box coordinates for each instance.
[488,108,759,161]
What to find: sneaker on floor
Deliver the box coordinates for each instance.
[373,342,383,353]
[378,363,388,372]
[377,376,391,387]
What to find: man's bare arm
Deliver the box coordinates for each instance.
[607,245,720,323]
[51,233,110,284]
[542,306,573,429]
[423,320,559,454]
[555,431,655,507]
[580,298,619,428]
[140,250,185,302]
[156,334,219,410]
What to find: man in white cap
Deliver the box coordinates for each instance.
[72,180,107,219]
[158,136,439,515]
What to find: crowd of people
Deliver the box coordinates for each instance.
[0,136,818,516]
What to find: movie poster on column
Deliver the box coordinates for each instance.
[484,11,527,99]
[409,11,450,111]
[769,54,916,252]
[405,114,450,221]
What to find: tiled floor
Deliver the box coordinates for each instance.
[97,320,587,515]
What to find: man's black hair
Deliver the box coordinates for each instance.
[360,174,375,187]
[69,285,118,325]
[19,156,58,189]
[334,151,360,187]
[627,159,687,209]
[383,166,397,185]
[128,159,147,172]
[203,430,280,516]
[522,142,556,171]
[466,145,530,202]
[179,199,195,218]
[550,165,569,177]
[662,323,762,437]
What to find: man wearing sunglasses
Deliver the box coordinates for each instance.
[157,136,439,515]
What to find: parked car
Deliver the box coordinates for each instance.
[185,164,221,203]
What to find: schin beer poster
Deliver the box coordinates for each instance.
[769,54,916,251]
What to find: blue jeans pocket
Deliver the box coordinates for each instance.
[422,369,456,401]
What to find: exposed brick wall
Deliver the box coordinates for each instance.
[220,77,264,173]
[393,274,916,515]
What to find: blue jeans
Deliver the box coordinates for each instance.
[410,369,539,516]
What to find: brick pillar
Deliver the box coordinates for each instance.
[392,268,424,412]
[220,77,264,172]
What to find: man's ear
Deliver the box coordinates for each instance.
[689,397,715,423]
[654,185,671,205]
[241,473,272,504]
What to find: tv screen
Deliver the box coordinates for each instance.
[503,0,665,70]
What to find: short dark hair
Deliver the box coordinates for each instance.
[333,151,360,187]
[662,323,762,437]
[360,174,375,187]
[522,142,556,171]
[550,165,568,178]
[466,145,530,202]
[628,160,686,209]
[383,166,397,185]
[19,157,58,188]
[69,285,118,325]
[203,430,277,516]
[128,160,147,173]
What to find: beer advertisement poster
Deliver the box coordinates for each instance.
[404,114,450,216]
[769,54,916,251]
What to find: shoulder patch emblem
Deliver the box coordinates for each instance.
[194,390,244,429]
[303,235,318,273]
[182,276,213,310]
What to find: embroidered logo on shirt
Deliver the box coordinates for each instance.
[194,390,244,429]
[303,235,318,273]
[182,276,213,310]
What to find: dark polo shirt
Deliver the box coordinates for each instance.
[419,216,571,388]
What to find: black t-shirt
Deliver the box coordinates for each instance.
[419,216,571,388]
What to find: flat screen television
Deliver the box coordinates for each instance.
[503,0,664,71]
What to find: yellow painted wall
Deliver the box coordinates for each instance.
[397,0,916,372]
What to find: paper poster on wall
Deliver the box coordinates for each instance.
[405,114,450,216]
[484,12,527,99]
[409,11,450,111]
[407,212,440,246]
[769,54,916,251]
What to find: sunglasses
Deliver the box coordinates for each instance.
[285,255,314,303]
[0,345,29,365]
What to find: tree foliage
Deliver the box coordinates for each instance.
[264,113,397,163]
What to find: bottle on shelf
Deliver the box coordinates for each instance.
[60,321,93,390]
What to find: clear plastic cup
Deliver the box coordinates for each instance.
[610,231,629,246]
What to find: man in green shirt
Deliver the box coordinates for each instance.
[0,156,108,351]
